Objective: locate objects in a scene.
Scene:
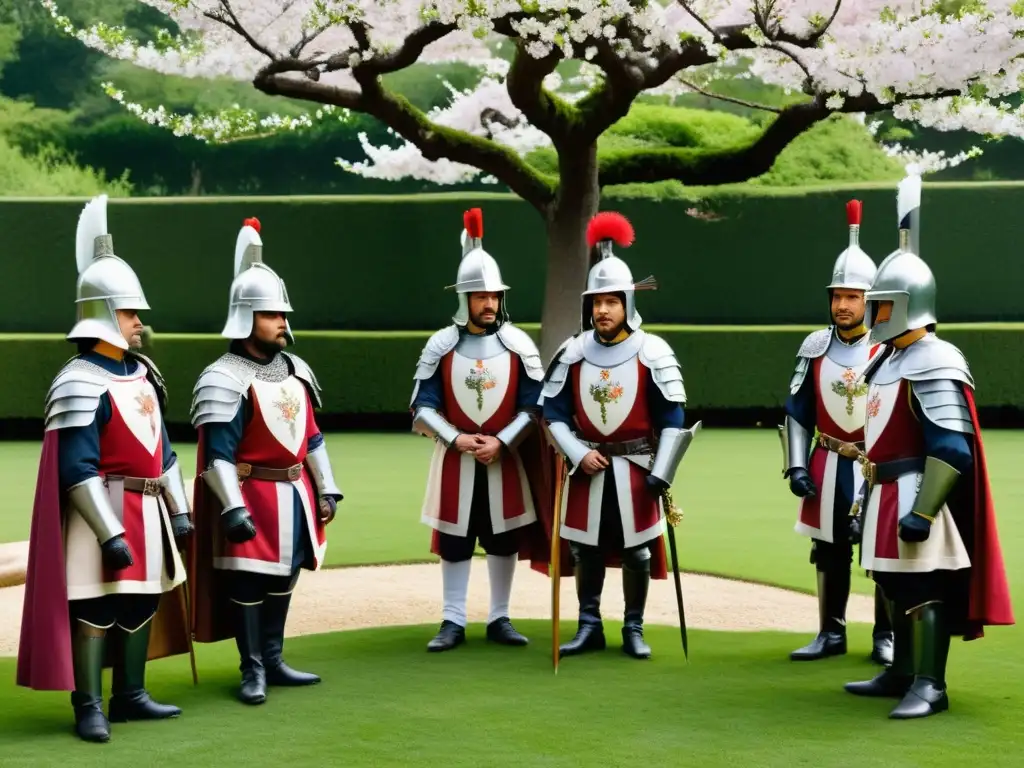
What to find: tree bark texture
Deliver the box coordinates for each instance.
[538,142,600,363]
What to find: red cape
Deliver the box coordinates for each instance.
[17,432,74,690]
[17,432,192,691]
[956,388,1014,640]
[189,430,234,644]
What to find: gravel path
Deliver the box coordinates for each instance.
[0,560,874,656]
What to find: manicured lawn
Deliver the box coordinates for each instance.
[1,621,1022,767]
[1,430,1021,766]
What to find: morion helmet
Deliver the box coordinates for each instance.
[221,217,295,344]
[448,207,509,326]
[866,171,937,344]
[581,211,656,332]
[67,194,150,350]
[827,199,877,294]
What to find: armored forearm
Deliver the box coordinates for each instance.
[159,457,192,519]
[67,476,125,545]
[779,415,812,476]
[910,456,961,522]
[496,411,534,450]
[546,422,592,469]
[201,459,247,514]
[649,428,686,486]
[412,407,461,446]
[305,442,343,499]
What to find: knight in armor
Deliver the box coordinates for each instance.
[410,207,550,652]
[843,172,1013,718]
[188,217,343,705]
[780,199,894,665]
[17,195,193,743]
[540,211,693,660]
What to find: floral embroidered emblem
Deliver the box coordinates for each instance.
[464,359,497,411]
[273,388,302,438]
[589,369,624,425]
[135,391,157,436]
[830,367,869,416]
[867,391,882,419]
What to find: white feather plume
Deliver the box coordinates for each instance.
[75,195,109,274]
[233,223,262,278]
[897,171,922,225]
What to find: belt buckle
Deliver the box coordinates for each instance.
[144,478,162,496]
[287,465,302,481]
[236,463,252,479]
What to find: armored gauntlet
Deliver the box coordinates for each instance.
[899,456,961,543]
[202,459,256,544]
[159,457,194,542]
[67,477,133,570]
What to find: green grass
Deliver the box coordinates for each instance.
[3,429,1022,599]
[1,430,1022,765]
[1,622,1023,767]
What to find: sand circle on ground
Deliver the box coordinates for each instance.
[0,552,873,656]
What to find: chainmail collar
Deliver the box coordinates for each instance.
[221,350,290,383]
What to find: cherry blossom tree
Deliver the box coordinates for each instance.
[41,0,1024,357]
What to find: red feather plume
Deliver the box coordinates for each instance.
[586,211,634,249]
[463,208,483,239]
[846,200,862,227]
[243,216,261,233]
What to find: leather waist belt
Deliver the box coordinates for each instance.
[106,475,162,496]
[581,437,651,457]
[817,433,865,460]
[237,463,303,482]
[860,457,926,485]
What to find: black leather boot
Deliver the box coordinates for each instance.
[234,600,267,704]
[71,620,111,743]
[559,548,606,658]
[871,586,895,666]
[108,615,182,722]
[427,620,466,652]
[890,602,950,719]
[845,599,913,697]
[263,590,321,686]
[486,617,528,646]
[621,557,652,659]
[791,569,847,660]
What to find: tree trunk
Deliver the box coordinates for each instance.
[538,142,600,363]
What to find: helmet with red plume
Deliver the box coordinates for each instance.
[581,211,657,332]
[448,207,510,326]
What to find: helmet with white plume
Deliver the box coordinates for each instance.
[866,171,936,343]
[67,194,150,350]
[221,217,295,344]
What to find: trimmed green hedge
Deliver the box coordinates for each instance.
[4,183,1024,334]
[3,325,1020,425]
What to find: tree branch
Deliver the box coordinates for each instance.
[253,72,556,212]
[204,1,277,61]
[597,88,961,188]
[677,78,781,113]
[505,40,571,143]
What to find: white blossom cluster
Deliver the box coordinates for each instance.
[865,118,986,175]
[40,0,1024,183]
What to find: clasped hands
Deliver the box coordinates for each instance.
[453,433,504,465]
